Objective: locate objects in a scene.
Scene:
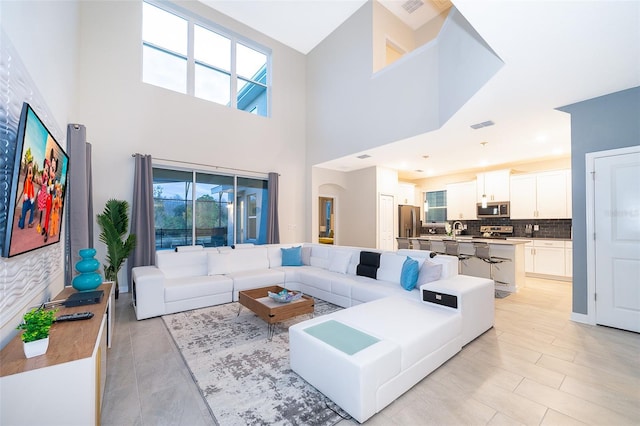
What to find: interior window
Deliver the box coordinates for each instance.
[424,190,447,223]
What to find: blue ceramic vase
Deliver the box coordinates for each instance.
[72,248,102,291]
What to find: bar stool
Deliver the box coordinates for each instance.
[418,240,431,251]
[396,238,411,249]
[444,240,471,261]
[474,242,510,280]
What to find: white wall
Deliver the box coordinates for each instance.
[1,0,79,126]
[372,1,415,72]
[312,166,381,249]
[306,1,440,166]
[74,0,307,289]
[0,0,79,348]
[341,167,378,248]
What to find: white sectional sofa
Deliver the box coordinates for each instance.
[131,243,461,320]
[131,242,494,423]
[289,297,463,423]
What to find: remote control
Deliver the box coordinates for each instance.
[56,312,94,322]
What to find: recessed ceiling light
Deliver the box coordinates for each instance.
[356,154,371,159]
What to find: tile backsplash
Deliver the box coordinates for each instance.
[422,218,572,239]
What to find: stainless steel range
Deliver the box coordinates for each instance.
[474,225,514,239]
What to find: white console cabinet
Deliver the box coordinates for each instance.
[0,283,113,426]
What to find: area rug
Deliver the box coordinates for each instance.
[162,299,346,426]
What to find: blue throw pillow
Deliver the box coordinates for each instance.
[400,256,420,291]
[281,246,303,266]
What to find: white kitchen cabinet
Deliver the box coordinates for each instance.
[397,183,416,205]
[446,180,476,220]
[533,241,565,276]
[565,241,573,277]
[524,241,535,273]
[476,169,511,203]
[510,170,570,219]
[524,240,571,280]
[566,170,572,218]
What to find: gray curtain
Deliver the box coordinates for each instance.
[128,154,155,289]
[266,172,280,244]
[65,124,93,286]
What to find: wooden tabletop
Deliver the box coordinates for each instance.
[0,283,112,377]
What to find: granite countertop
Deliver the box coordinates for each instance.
[417,235,571,242]
[415,235,529,245]
[415,235,571,245]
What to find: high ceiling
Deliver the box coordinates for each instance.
[200,0,640,180]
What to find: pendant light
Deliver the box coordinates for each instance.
[480,142,488,208]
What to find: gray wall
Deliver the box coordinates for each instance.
[559,86,640,315]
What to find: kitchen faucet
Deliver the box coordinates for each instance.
[452,221,463,235]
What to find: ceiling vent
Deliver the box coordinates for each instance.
[401,0,424,14]
[357,154,371,159]
[470,120,495,130]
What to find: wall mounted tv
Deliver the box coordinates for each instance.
[2,102,69,258]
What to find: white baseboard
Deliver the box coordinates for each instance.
[570,312,592,325]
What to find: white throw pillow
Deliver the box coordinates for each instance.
[309,256,329,269]
[301,246,312,265]
[376,253,407,284]
[328,250,352,274]
[417,260,443,285]
[207,252,229,275]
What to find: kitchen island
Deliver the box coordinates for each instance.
[412,236,529,293]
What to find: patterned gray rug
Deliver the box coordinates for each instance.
[162,299,345,426]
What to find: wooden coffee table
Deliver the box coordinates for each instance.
[237,285,314,339]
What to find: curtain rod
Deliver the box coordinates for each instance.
[131,153,278,176]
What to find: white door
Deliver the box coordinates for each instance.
[379,194,395,251]
[594,150,640,332]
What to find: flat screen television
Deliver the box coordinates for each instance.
[2,102,69,258]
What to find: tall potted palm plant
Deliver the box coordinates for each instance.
[97,199,136,299]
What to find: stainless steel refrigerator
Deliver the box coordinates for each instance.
[398,205,421,238]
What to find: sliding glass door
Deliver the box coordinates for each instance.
[152,167,267,250]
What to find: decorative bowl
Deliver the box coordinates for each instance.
[268,289,302,303]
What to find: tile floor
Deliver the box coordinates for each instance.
[101,278,640,425]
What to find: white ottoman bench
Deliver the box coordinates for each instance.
[289,297,462,423]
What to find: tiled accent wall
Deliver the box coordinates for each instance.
[0,32,64,332]
[422,218,572,239]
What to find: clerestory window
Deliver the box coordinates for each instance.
[142,1,270,117]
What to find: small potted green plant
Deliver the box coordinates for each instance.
[17,307,58,358]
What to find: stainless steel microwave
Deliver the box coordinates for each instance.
[477,202,510,218]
